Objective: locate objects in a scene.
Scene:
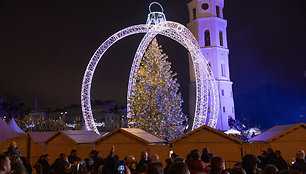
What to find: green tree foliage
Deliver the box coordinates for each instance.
[128,38,186,140]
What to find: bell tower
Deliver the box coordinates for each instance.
[187,0,235,131]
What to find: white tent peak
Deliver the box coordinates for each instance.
[0,118,19,141]
[8,117,26,134]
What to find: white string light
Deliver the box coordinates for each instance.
[81,3,219,134]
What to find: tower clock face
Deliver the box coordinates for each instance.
[201,3,209,10]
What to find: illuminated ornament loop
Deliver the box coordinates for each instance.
[81,2,219,134]
[147,2,166,25]
[127,21,219,131]
[149,2,164,13]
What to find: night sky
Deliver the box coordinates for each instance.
[1,0,305,129]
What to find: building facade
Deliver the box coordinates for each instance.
[187,0,235,130]
[22,101,127,132]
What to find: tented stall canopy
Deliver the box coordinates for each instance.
[8,118,25,134]
[27,132,55,165]
[93,128,168,163]
[250,123,306,162]
[170,125,243,168]
[43,130,103,162]
[28,132,55,144]
[0,119,28,161]
[0,118,20,141]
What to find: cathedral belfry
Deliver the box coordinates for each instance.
[187,0,235,130]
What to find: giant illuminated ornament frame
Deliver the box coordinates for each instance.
[81,2,219,134]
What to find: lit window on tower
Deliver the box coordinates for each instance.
[204,30,211,46]
[193,8,196,20]
[221,64,226,77]
[216,6,220,17]
[219,30,223,46]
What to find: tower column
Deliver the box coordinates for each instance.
[187,0,235,131]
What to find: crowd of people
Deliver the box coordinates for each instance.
[0,141,305,174]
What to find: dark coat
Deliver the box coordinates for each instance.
[188,160,209,174]
[290,159,306,173]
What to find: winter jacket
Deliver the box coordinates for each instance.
[188,160,209,174]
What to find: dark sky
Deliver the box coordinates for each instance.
[0,0,305,129]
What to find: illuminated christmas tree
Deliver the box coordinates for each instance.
[128,38,186,140]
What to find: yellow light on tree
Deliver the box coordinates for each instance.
[128,38,187,141]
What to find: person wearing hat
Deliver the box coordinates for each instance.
[7,141,21,157]
[289,150,306,173]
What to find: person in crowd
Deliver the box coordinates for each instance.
[265,148,277,167]
[256,151,267,170]
[164,158,173,174]
[169,161,190,174]
[201,148,214,163]
[20,156,32,174]
[150,154,159,163]
[86,150,98,172]
[170,153,177,161]
[187,149,209,174]
[85,151,94,172]
[233,162,242,168]
[173,156,184,163]
[185,153,192,166]
[277,169,300,174]
[242,154,262,174]
[209,156,228,174]
[230,167,246,174]
[146,162,163,174]
[114,155,119,163]
[9,153,28,174]
[102,146,131,174]
[34,155,44,174]
[126,155,137,174]
[0,154,11,174]
[7,141,22,158]
[263,164,278,174]
[274,150,288,171]
[101,157,118,174]
[68,149,81,164]
[64,161,73,174]
[136,151,149,173]
[289,150,306,173]
[34,154,52,174]
[88,150,104,174]
[52,153,69,174]
[76,160,88,174]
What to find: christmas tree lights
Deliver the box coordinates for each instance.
[128,38,186,140]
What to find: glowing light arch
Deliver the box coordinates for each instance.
[81,4,219,134]
[81,24,152,134]
[127,21,219,130]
